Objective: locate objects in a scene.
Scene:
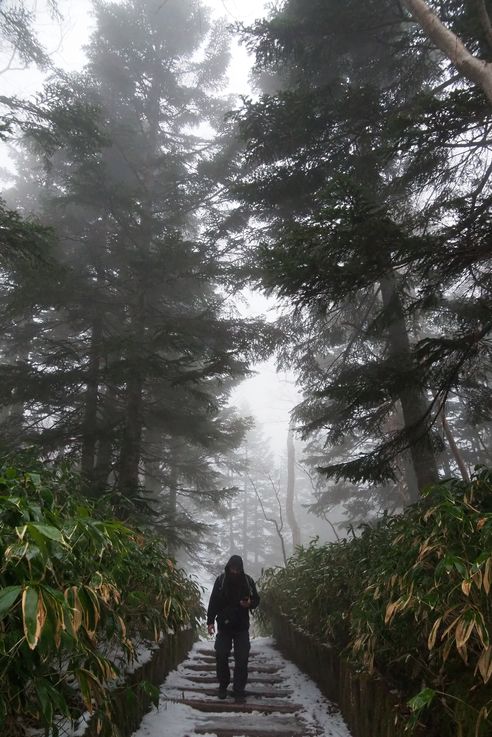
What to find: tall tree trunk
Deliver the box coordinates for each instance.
[379,270,439,491]
[253,496,259,565]
[286,424,301,549]
[228,497,235,557]
[242,484,248,562]
[93,383,118,494]
[118,284,146,496]
[442,407,470,483]
[118,370,144,494]
[117,60,160,497]
[4,316,33,447]
[81,315,103,480]
[143,426,163,501]
[401,0,492,106]
[167,461,178,556]
[392,402,419,504]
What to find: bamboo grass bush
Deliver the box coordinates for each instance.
[260,468,492,736]
[0,456,203,736]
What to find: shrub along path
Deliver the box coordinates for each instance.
[131,637,351,737]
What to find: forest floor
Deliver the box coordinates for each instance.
[131,636,352,737]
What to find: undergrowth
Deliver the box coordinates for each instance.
[260,468,492,736]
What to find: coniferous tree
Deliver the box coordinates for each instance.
[231,0,492,496]
[1,0,265,541]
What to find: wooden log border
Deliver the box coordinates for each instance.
[268,610,425,737]
[86,627,195,737]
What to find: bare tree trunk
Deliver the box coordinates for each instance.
[250,476,288,567]
[392,402,419,504]
[118,277,146,496]
[442,408,471,483]
[401,0,492,105]
[167,461,178,556]
[228,497,235,557]
[286,424,301,549]
[379,270,439,491]
[81,315,103,480]
[118,369,144,494]
[253,496,259,565]
[117,62,160,498]
[3,317,33,447]
[242,484,248,562]
[143,426,163,501]
[92,382,118,494]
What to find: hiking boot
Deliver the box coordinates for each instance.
[218,687,228,699]
[232,691,246,703]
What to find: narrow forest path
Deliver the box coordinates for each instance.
[132,637,352,737]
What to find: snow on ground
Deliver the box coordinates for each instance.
[131,636,352,737]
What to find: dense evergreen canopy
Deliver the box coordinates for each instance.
[230,0,492,500]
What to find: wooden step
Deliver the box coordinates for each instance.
[186,664,280,673]
[194,715,305,736]
[165,698,301,714]
[197,656,270,663]
[173,686,293,698]
[196,648,259,657]
[195,730,305,737]
[186,675,283,684]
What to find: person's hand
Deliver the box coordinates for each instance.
[240,597,251,608]
[207,623,215,636]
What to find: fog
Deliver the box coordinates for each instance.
[0,0,490,580]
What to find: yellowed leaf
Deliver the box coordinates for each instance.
[36,592,47,642]
[163,597,172,619]
[457,641,468,663]
[475,705,489,737]
[471,568,483,590]
[417,537,435,561]
[477,647,492,684]
[16,525,27,541]
[65,586,83,634]
[117,614,127,639]
[461,579,472,596]
[442,636,454,662]
[484,558,492,595]
[385,601,400,625]
[455,616,475,662]
[428,617,441,651]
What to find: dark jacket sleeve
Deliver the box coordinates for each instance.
[207,576,222,625]
[247,576,260,611]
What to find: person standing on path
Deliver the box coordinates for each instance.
[207,554,260,703]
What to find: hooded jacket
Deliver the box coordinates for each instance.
[207,555,260,632]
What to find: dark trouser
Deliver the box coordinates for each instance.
[214,629,250,693]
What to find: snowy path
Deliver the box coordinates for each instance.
[132,637,352,737]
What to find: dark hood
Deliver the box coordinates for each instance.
[225,555,244,573]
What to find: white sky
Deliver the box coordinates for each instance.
[1,0,300,461]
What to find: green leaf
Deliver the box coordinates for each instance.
[0,585,21,620]
[35,679,54,725]
[29,523,64,542]
[26,472,41,487]
[139,680,160,707]
[408,687,436,713]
